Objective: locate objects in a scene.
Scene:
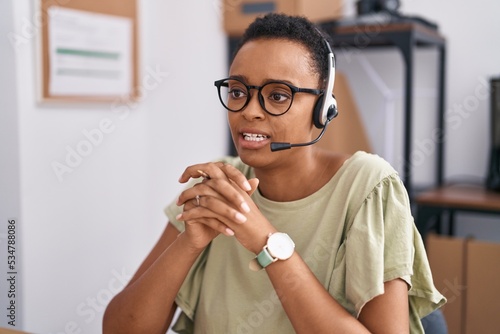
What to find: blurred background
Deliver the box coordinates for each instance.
[0,0,499,333]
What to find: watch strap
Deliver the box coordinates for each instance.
[256,246,275,268]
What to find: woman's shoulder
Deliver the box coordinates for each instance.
[341,151,397,177]
[330,151,401,200]
[320,149,395,179]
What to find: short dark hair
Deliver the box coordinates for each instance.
[232,13,333,85]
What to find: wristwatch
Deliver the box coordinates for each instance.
[256,232,295,269]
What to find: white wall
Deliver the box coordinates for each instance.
[1,0,227,333]
[0,0,22,330]
[1,0,500,333]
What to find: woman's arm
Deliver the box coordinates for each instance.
[358,278,410,332]
[265,253,409,333]
[102,223,201,334]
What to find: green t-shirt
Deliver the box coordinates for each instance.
[165,151,445,333]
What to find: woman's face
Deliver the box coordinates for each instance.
[227,38,321,167]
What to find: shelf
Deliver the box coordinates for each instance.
[322,20,446,196]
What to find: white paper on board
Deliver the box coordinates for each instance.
[47,6,132,97]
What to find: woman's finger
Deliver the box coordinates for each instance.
[178,162,252,193]
[177,207,236,236]
[181,194,247,225]
[178,180,250,215]
[178,162,228,184]
[247,178,260,196]
[219,163,252,192]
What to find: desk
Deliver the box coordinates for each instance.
[321,21,446,196]
[415,185,500,238]
[0,327,31,333]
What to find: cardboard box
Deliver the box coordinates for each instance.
[426,234,467,334]
[465,240,500,334]
[223,0,343,36]
[426,234,500,334]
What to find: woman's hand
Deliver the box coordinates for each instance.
[176,162,272,254]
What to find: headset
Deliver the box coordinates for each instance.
[313,35,338,129]
[270,32,338,151]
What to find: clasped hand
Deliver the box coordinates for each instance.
[176,162,275,254]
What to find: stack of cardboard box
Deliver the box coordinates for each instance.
[426,234,500,334]
[222,0,344,36]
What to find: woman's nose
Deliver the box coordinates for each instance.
[241,92,266,120]
[242,93,266,120]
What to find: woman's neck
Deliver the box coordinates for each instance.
[253,149,349,202]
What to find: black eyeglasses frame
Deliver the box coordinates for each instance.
[214,77,324,116]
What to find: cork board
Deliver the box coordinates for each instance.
[39,0,139,102]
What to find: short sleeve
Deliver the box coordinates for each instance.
[344,174,445,320]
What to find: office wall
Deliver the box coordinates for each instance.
[1,1,227,333]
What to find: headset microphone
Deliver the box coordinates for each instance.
[270,32,338,152]
[270,118,332,151]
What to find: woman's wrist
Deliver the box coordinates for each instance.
[175,231,209,257]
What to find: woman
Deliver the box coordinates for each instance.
[103,13,445,333]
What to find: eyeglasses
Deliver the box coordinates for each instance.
[214,77,323,116]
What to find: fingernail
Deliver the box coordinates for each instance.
[175,213,183,220]
[235,212,247,223]
[226,228,235,236]
[243,181,251,191]
[241,202,251,213]
[197,170,210,179]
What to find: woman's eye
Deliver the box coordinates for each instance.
[268,92,290,103]
[229,88,247,99]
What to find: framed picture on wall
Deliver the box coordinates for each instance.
[38,0,139,103]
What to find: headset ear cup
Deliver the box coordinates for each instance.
[313,95,325,129]
[328,96,338,120]
[313,95,338,128]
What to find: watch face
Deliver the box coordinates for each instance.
[268,233,295,260]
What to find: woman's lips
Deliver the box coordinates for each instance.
[238,131,271,149]
[242,132,269,142]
